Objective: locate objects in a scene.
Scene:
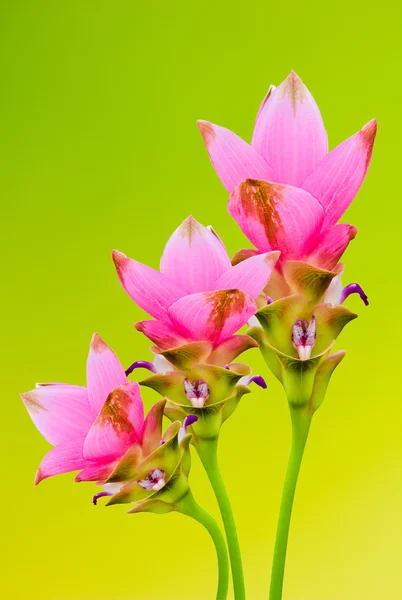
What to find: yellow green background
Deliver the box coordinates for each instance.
[1,1,401,598]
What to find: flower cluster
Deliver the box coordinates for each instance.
[21,71,376,600]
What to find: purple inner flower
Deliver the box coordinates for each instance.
[138,468,166,491]
[184,378,210,408]
[292,316,316,360]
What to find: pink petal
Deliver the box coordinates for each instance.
[160,216,231,293]
[168,289,257,346]
[197,120,274,193]
[252,71,328,186]
[83,381,144,462]
[21,385,92,446]
[302,119,377,230]
[228,178,324,260]
[35,437,87,484]
[134,320,186,350]
[212,251,280,299]
[86,333,127,416]
[112,250,186,321]
[74,461,116,483]
[308,224,358,271]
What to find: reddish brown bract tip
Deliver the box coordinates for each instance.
[34,468,45,485]
[179,215,201,243]
[361,118,377,147]
[348,225,359,240]
[281,70,306,112]
[197,120,216,145]
[112,250,127,273]
[21,392,44,413]
[90,332,108,354]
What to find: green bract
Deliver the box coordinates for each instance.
[249,261,358,413]
[107,424,192,513]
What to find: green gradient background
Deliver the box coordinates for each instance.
[1,1,401,599]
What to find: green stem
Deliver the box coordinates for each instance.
[197,438,246,600]
[179,492,229,600]
[269,408,311,600]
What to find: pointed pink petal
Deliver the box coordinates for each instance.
[134,320,186,350]
[86,333,127,416]
[168,289,257,346]
[83,381,144,462]
[141,399,166,457]
[212,251,280,299]
[308,224,358,270]
[74,461,116,483]
[197,120,274,193]
[160,216,231,293]
[228,179,324,260]
[255,85,276,123]
[35,437,87,484]
[252,71,328,186]
[112,250,187,320]
[21,385,92,446]
[302,119,377,230]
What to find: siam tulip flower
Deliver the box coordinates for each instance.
[20,333,166,487]
[198,70,376,292]
[22,344,229,600]
[112,215,279,368]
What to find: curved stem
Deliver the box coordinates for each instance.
[269,408,311,600]
[179,492,229,600]
[197,438,246,600]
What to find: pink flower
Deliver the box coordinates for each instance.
[198,71,376,270]
[21,334,163,485]
[112,216,279,360]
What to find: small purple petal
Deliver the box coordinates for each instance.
[93,491,112,506]
[248,375,267,389]
[184,415,199,430]
[125,360,156,377]
[266,296,274,304]
[340,283,369,306]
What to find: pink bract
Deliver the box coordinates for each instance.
[198,70,376,270]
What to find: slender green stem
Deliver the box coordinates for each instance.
[269,408,311,600]
[179,492,229,600]
[197,438,246,600]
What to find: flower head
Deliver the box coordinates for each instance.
[113,216,279,365]
[20,333,165,486]
[198,71,376,274]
